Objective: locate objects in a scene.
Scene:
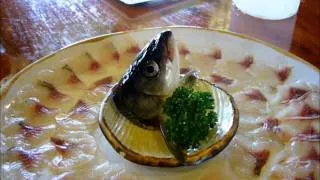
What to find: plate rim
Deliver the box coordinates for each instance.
[1,26,319,101]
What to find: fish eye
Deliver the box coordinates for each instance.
[142,61,159,78]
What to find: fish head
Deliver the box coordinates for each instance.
[122,30,180,96]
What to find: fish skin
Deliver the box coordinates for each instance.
[112,30,180,124]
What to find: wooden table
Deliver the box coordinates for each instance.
[0,0,319,80]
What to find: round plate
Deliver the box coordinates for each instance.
[1,27,319,180]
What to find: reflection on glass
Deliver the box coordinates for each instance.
[230,2,298,50]
[233,0,301,20]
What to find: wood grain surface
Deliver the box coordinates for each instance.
[0,0,319,80]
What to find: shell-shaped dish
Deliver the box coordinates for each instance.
[99,75,239,167]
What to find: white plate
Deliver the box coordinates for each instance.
[1,27,319,180]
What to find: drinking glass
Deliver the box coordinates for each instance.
[233,0,301,20]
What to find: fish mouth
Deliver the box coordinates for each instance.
[156,30,176,65]
[141,30,180,96]
[156,30,173,62]
[160,30,180,96]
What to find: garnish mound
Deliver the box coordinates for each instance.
[163,87,218,150]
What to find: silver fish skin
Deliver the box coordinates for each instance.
[112,30,180,126]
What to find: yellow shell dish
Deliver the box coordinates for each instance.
[99,74,239,166]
